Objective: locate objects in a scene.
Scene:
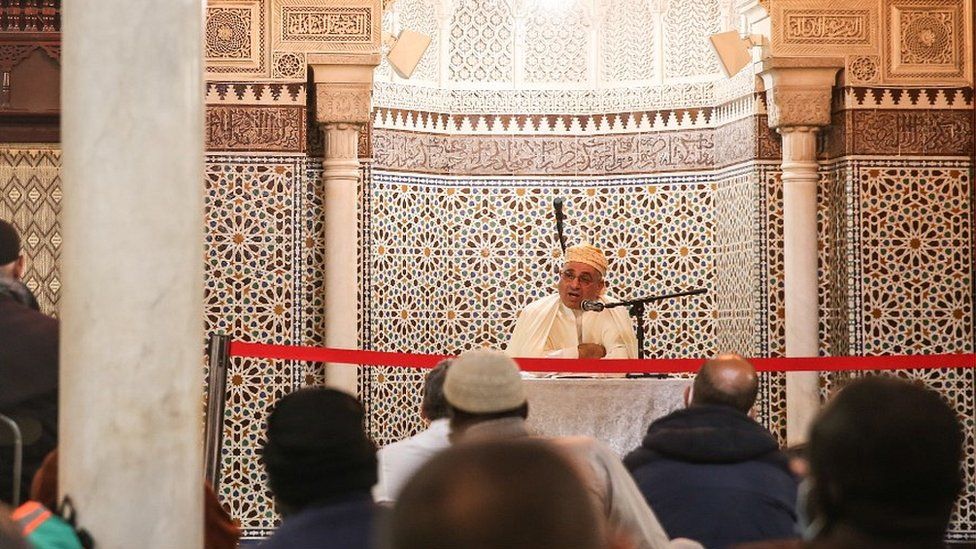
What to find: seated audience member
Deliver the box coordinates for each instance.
[739,376,964,549]
[391,438,624,549]
[260,388,380,549]
[0,219,59,505]
[443,349,677,549]
[28,448,240,549]
[373,360,452,504]
[624,354,798,547]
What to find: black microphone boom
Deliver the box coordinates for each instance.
[553,197,566,254]
[582,287,707,313]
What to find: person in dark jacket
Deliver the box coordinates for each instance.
[0,219,59,505]
[624,354,798,548]
[259,387,380,549]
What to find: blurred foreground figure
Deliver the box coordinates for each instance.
[391,439,627,549]
[738,376,964,549]
[260,388,380,549]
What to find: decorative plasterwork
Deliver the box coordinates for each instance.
[883,0,970,84]
[370,82,717,115]
[315,84,373,124]
[207,106,307,151]
[846,55,881,84]
[765,86,833,128]
[372,106,717,135]
[206,0,269,78]
[758,57,843,128]
[271,0,382,54]
[770,0,881,56]
[838,85,973,109]
[205,82,306,105]
[310,53,380,125]
[371,128,716,175]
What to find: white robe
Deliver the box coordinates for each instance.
[506,293,639,359]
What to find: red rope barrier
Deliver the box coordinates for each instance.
[228,341,975,374]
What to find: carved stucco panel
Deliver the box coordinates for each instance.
[770,0,881,56]
[271,0,382,54]
[884,0,970,83]
[315,84,373,124]
[764,86,833,128]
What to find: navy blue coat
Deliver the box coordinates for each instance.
[260,493,379,549]
[624,405,799,548]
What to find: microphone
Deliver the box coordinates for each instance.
[580,300,605,312]
[553,197,565,253]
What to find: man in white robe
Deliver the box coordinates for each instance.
[507,243,638,359]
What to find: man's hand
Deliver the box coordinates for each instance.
[577,343,606,359]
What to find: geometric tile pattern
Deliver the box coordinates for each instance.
[714,160,789,444]
[844,160,973,541]
[204,155,327,538]
[361,171,719,445]
[856,163,972,355]
[809,158,975,538]
[0,147,61,316]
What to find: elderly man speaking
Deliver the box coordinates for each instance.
[507,243,637,359]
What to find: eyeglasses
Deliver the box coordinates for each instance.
[559,270,601,287]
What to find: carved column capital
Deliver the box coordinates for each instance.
[314,84,373,125]
[758,57,843,129]
[309,52,380,126]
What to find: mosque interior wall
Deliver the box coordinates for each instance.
[1,0,974,541]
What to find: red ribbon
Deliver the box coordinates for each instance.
[228,341,975,374]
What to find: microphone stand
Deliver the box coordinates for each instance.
[597,288,707,366]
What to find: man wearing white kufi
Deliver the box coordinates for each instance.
[507,243,638,359]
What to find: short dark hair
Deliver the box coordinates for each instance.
[260,387,376,513]
[448,402,529,434]
[0,219,20,266]
[392,439,606,549]
[692,361,758,413]
[421,360,451,420]
[808,376,963,540]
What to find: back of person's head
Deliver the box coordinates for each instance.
[261,387,376,514]
[421,359,451,421]
[690,353,758,413]
[391,439,609,549]
[444,349,527,424]
[0,219,22,278]
[807,376,963,541]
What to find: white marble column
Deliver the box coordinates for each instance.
[779,126,821,445]
[759,58,842,445]
[61,1,204,547]
[310,54,379,396]
[323,123,363,394]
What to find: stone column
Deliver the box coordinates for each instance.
[310,54,379,396]
[60,1,204,547]
[759,58,842,445]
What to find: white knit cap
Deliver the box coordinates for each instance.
[444,349,526,414]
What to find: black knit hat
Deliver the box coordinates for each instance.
[261,387,377,510]
[0,219,20,265]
